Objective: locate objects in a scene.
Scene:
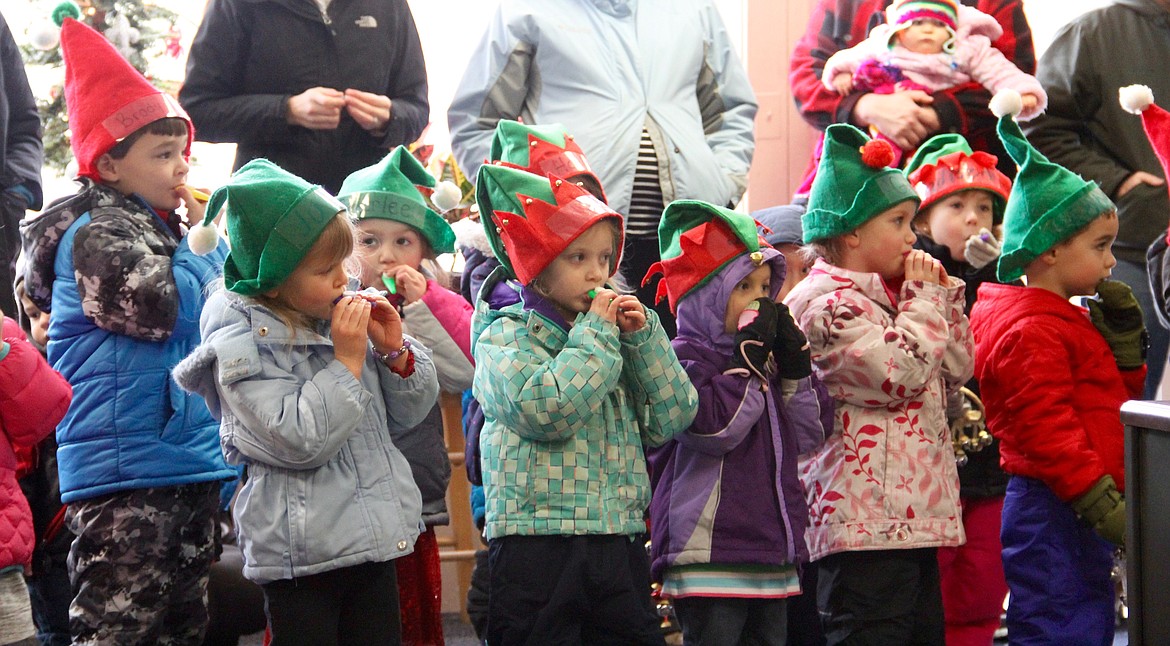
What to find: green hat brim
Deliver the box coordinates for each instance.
[803,172,920,242]
[343,191,455,254]
[995,183,1114,283]
[223,185,346,296]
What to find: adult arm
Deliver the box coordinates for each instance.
[1,15,43,209]
[447,7,533,182]
[178,0,293,146]
[696,2,759,205]
[375,1,429,147]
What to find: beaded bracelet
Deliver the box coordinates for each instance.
[374,339,411,365]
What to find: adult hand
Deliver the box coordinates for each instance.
[286,87,345,130]
[332,295,373,379]
[904,249,944,285]
[386,265,428,305]
[1116,171,1165,198]
[344,89,393,134]
[853,91,938,150]
[614,294,646,333]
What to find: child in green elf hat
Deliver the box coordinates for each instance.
[970,90,1148,645]
[175,159,440,644]
[785,123,974,643]
[642,199,832,645]
[904,132,1013,646]
[337,145,471,645]
[471,163,697,644]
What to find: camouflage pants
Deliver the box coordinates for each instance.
[66,482,219,646]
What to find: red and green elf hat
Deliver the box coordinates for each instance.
[337,146,455,254]
[904,133,1011,223]
[475,164,622,285]
[60,18,193,181]
[489,120,607,203]
[642,200,770,313]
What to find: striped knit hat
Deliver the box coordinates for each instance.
[887,0,959,51]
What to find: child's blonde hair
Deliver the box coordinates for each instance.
[799,236,849,267]
[529,218,625,297]
[253,213,357,332]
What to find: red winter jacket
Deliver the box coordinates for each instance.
[0,317,71,570]
[971,285,1144,501]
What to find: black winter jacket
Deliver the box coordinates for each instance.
[179,0,429,193]
[1023,0,1170,265]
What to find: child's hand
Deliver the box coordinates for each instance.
[175,185,207,226]
[963,228,1001,270]
[1087,279,1148,370]
[729,298,778,382]
[332,295,373,379]
[386,265,428,304]
[615,295,646,333]
[589,288,621,323]
[904,249,944,285]
[832,72,854,95]
[362,292,406,355]
[772,301,812,380]
[1021,93,1040,113]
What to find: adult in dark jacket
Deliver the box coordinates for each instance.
[179,0,429,194]
[1022,0,1170,399]
[0,11,44,320]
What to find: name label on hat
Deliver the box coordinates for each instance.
[102,94,187,142]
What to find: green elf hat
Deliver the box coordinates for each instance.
[189,158,345,296]
[475,163,623,285]
[990,90,1115,283]
[802,123,920,243]
[642,200,771,313]
[489,120,607,203]
[337,146,456,254]
[904,133,1011,223]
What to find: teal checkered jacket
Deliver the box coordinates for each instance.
[472,271,698,540]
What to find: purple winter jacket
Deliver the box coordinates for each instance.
[647,250,834,583]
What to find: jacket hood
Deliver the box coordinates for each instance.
[675,247,785,353]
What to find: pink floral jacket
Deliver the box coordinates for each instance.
[785,260,973,559]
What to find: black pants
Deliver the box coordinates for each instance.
[262,560,400,646]
[621,235,676,338]
[816,548,944,646]
[487,534,664,646]
[672,596,789,646]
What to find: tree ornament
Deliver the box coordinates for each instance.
[29,19,61,51]
[104,12,140,60]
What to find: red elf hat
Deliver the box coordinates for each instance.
[60,18,192,180]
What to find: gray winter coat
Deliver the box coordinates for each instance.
[174,290,439,584]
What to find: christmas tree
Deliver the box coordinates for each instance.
[22,1,181,172]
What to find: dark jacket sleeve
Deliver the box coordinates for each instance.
[379,1,429,148]
[0,14,44,209]
[179,0,293,146]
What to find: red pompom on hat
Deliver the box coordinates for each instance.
[860,139,896,169]
[60,17,192,180]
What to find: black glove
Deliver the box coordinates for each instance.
[1086,280,1148,370]
[1070,475,1126,547]
[728,297,778,381]
[772,301,812,380]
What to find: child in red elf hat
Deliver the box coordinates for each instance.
[472,163,697,644]
[18,17,237,644]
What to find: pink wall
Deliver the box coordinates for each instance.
[744,0,817,211]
